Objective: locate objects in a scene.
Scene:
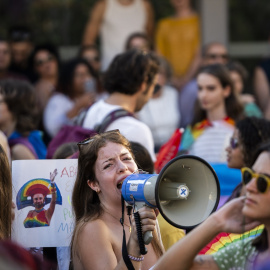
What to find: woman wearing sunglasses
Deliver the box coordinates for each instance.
[29,43,61,115]
[70,130,163,270]
[179,64,243,163]
[226,117,270,201]
[152,142,270,270]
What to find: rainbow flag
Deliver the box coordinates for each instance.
[199,225,264,255]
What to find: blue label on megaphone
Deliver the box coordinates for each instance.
[122,174,157,207]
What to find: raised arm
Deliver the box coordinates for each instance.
[46,169,58,223]
[143,0,155,39]
[153,197,261,270]
[253,66,270,114]
[82,0,106,46]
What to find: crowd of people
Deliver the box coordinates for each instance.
[1,0,270,269]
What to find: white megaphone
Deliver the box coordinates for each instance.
[121,155,220,248]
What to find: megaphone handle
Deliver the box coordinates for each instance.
[143,231,153,245]
[134,212,147,255]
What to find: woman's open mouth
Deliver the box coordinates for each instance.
[117,182,123,189]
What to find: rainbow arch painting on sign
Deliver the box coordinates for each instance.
[16,178,62,210]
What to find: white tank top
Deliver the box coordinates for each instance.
[100,0,146,71]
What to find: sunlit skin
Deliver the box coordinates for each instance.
[197,73,230,119]
[226,128,245,169]
[88,142,137,208]
[243,151,270,223]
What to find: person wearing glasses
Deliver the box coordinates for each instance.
[152,141,270,270]
[28,44,61,114]
[225,117,270,202]
[179,64,243,163]
[70,130,163,269]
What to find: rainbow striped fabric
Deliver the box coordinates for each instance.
[24,209,49,228]
[199,225,264,255]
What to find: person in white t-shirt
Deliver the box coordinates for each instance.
[137,56,181,152]
[180,64,244,163]
[83,49,159,161]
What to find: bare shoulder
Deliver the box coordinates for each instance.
[78,219,110,240]
[191,255,219,270]
[76,219,117,269]
[11,144,36,160]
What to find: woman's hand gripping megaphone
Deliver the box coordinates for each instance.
[129,205,157,255]
[122,170,159,254]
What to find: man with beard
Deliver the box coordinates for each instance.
[82,49,159,161]
[24,169,57,228]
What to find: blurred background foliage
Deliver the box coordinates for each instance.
[229,0,270,41]
[0,0,269,45]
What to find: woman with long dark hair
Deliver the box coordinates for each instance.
[152,141,270,270]
[71,130,164,269]
[43,58,99,138]
[180,64,244,163]
[29,43,61,113]
[0,79,46,159]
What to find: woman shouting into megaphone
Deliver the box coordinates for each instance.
[71,130,164,270]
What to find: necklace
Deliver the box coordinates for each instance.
[35,207,44,213]
[103,210,131,232]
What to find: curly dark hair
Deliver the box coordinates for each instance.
[57,58,100,99]
[0,79,39,136]
[237,117,270,167]
[192,64,244,126]
[103,49,159,96]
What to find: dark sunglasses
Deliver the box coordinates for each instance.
[229,137,239,149]
[35,55,55,67]
[241,167,270,193]
[77,129,120,146]
[206,54,228,60]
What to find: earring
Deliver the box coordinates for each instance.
[96,189,101,194]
